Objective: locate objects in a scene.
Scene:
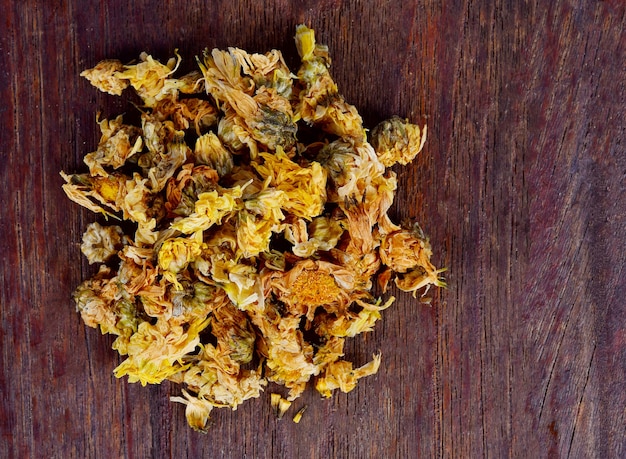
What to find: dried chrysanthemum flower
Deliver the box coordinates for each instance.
[113,316,211,385]
[63,24,444,433]
[252,147,327,220]
[286,214,345,258]
[79,59,129,96]
[230,48,294,98]
[164,164,220,217]
[61,170,127,217]
[371,116,427,167]
[380,223,447,295]
[115,51,184,107]
[84,115,143,177]
[194,133,234,177]
[80,221,125,264]
[294,25,365,142]
[198,48,297,158]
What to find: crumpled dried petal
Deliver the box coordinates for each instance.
[170,389,214,433]
[315,353,381,398]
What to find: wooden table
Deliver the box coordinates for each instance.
[2,1,624,457]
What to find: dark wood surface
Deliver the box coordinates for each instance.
[2,1,625,457]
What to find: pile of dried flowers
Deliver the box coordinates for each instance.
[62,25,444,432]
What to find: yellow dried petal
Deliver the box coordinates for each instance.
[270,393,292,419]
[292,405,307,423]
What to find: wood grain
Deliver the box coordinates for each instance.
[1,1,624,457]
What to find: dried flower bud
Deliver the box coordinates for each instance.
[80,222,124,264]
[194,132,234,177]
[370,116,427,167]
